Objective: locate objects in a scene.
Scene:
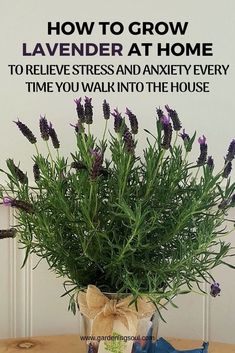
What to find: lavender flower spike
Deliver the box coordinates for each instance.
[156,107,164,120]
[33,163,40,181]
[0,228,17,239]
[111,109,123,133]
[161,115,172,149]
[161,114,170,125]
[84,96,93,124]
[123,128,135,154]
[180,129,190,143]
[207,156,214,171]
[7,159,28,184]
[222,161,232,178]
[2,197,33,213]
[210,282,221,297]
[3,196,13,206]
[230,194,235,205]
[165,104,181,131]
[197,135,208,166]
[39,115,49,141]
[74,98,85,123]
[70,120,83,134]
[11,199,33,213]
[71,161,87,171]
[14,119,37,144]
[48,122,60,149]
[225,139,235,162]
[198,135,206,145]
[90,148,103,180]
[103,100,110,120]
[125,108,138,134]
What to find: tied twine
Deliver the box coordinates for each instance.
[77,285,156,337]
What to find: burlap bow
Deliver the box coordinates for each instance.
[77,285,156,336]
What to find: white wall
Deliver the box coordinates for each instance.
[0,0,235,344]
[0,206,79,338]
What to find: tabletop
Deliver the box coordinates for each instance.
[0,335,235,353]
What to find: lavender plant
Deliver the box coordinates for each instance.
[0,99,235,315]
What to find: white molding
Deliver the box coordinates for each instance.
[6,207,33,337]
[202,281,210,342]
[8,207,16,338]
[24,254,33,336]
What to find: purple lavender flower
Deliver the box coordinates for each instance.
[161,115,172,149]
[222,161,232,178]
[225,139,235,162]
[156,107,164,120]
[7,159,28,184]
[125,108,138,134]
[90,149,101,158]
[210,282,221,297]
[161,114,170,125]
[3,196,13,206]
[16,200,33,213]
[230,194,235,205]
[198,135,206,145]
[2,197,33,213]
[123,128,135,154]
[48,122,60,149]
[207,156,214,171]
[70,120,83,134]
[90,149,103,180]
[180,129,190,143]
[197,135,208,166]
[71,161,87,171]
[0,228,17,239]
[74,98,85,123]
[14,119,37,144]
[39,115,49,141]
[33,163,40,181]
[11,199,33,213]
[165,105,181,131]
[111,109,123,133]
[103,100,110,120]
[84,96,93,124]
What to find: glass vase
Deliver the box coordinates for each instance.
[78,292,159,353]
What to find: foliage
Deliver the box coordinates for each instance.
[1,100,235,312]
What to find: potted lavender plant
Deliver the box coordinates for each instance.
[0,98,234,353]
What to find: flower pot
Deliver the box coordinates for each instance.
[77,285,159,353]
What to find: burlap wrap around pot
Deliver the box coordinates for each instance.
[77,285,156,337]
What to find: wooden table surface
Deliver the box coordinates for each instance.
[0,335,235,353]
